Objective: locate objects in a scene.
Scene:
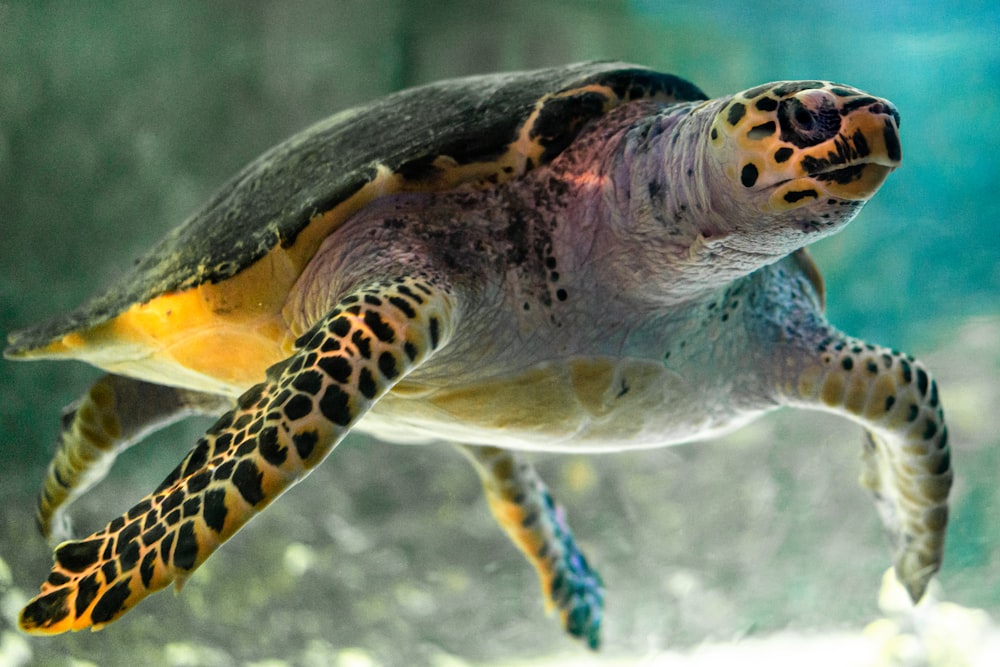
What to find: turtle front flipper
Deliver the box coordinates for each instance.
[37,374,232,544]
[458,445,604,649]
[781,331,952,603]
[19,277,456,634]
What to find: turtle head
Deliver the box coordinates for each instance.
[707,80,901,223]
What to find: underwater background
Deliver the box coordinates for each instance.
[1,1,997,665]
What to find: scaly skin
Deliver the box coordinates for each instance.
[459,445,604,648]
[726,256,951,603]
[35,375,230,543]
[780,328,951,602]
[20,277,457,633]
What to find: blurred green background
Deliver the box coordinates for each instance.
[1,1,998,665]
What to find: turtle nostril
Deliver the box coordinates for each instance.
[869,101,901,129]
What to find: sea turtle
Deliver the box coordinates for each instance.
[7,62,951,650]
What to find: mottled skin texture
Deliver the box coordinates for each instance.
[10,66,950,651]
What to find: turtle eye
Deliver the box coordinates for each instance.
[793,106,814,131]
[778,95,841,148]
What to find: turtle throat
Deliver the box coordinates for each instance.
[608,99,787,300]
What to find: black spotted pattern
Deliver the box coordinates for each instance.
[76,574,100,617]
[727,102,746,125]
[319,385,353,426]
[754,96,778,112]
[90,580,132,625]
[783,189,818,204]
[806,334,952,593]
[774,147,794,163]
[19,278,454,633]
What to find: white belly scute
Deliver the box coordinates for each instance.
[358,357,763,452]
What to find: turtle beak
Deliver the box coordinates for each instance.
[804,101,902,201]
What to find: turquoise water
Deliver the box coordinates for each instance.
[1,2,997,665]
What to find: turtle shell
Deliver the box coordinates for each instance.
[6,62,706,392]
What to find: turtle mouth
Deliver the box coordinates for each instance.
[765,159,896,211]
[807,160,895,200]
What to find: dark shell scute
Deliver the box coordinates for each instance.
[530,92,610,164]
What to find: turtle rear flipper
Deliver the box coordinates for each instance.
[459,445,604,649]
[19,277,456,634]
[36,375,231,544]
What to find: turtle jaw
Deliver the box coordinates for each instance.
[807,160,896,201]
[761,163,888,213]
[765,143,901,212]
